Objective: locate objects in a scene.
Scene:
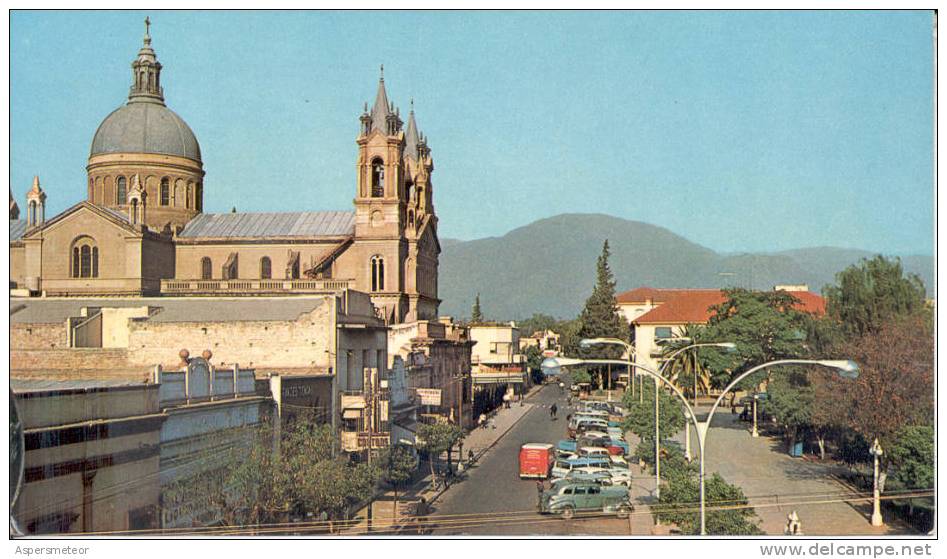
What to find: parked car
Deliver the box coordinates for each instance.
[568,465,632,486]
[578,446,612,458]
[540,482,633,520]
[551,456,613,478]
[519,443,555,479]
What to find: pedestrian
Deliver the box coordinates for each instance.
[479,413,487,429]
[416,497,429,535]
[536,479,545,510]
[467,449,475,467]
[550,403,558,419]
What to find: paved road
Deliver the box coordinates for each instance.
[430,381,630,535]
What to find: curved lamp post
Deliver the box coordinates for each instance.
[579,338,736,499]
[542,355,859,535]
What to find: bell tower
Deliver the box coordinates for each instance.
[354,66,407,240]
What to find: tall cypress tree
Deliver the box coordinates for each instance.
[471,293,483,323]
[575,240,629,362]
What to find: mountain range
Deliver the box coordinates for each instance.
[438,213,934,320]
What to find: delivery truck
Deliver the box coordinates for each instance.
[519,443,555,479]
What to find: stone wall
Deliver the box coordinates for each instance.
[124,300,336,370]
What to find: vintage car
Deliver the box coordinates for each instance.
[540,482,633,519]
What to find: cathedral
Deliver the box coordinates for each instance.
[9,21,441,324]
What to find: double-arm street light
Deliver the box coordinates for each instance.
[578,338,736,499]
[542,354,859,535]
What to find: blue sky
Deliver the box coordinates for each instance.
[10,10,934,255]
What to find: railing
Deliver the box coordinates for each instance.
[161,278,352,294]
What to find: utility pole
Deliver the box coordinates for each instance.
[365,367,377,533]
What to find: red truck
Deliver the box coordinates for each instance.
[519,443,555,479]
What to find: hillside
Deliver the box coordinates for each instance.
[438,214,934,320]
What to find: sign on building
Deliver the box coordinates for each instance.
[416,388,442,406]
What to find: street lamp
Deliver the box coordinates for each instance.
[580,338,735,500]
[870,438,884,527]
[541,355,859,536]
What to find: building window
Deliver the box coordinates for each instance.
[201,257,212,280]
[655,327,673,340]
[196,183,203,212]
[186,183,192,209]
[160,178,170,206]
[370,256,385,291]
[371,159,385,197]
[71,239,98,278]
[29,202,37,225]
[260,257,272,279]
[116,177,127,205]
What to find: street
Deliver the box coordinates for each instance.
[430,380,631,535]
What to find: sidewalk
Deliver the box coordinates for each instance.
[340,382,545,535]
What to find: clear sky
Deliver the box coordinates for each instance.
[9,10,935,255]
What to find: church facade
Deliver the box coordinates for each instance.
[10,23,441,324]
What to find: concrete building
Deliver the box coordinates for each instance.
[616,287,827,372]
[11,379,164,535]
[387,319,474,442]
[469,323,527,415]
[519,329,561,353]
[10,291,386,437]
[9,20,442,324]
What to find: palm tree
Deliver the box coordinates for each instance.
[660,324,712,407]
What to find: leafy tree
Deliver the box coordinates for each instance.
[377,443,418,520]
[416,422,463,482]
[516,313,558,337]
[621,379,686,447]
[556,318,583,356]
[886,425,934,517]
[171,414,380,533]
[824,255,927,338]
[653,472,762,535]
[471,293,483,323]
[523,344,543,372]
[887,425,934,491]
[702,289,813,397]
[766,371,814,454]
[812,313,933,454]
[570,368,592,385]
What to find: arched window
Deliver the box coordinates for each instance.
[28,202,37,225]
[201,257,212,280]
[196,183,203,212]
[371,159,385,197]
[71,238,98,278]
[260,257,272,279]
[117,177,127,205]
[186,183,193,209]
[370,256,385,292]
[405,180,413,202]
[160,178,170,206]
[130,199,139,224]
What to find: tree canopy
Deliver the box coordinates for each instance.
[471,293,483,323]
[824,255,927,338]
[574,240,630,360]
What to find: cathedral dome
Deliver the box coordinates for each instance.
[90,102,201,161]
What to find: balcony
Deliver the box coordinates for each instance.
[160,278,352,295]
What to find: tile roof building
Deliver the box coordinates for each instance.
[616,286,825,372]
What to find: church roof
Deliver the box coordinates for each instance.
[10,219,27,241]
[178,211,355,239]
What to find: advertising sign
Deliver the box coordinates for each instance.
[416,388,442,406]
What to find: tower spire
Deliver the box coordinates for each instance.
[405,100,420,160]
[128,17,164,105]
[370,66,391,133]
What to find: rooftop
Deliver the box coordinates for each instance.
[631,288,826,325]
[10,296,327,324]
[179,211,355,239]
